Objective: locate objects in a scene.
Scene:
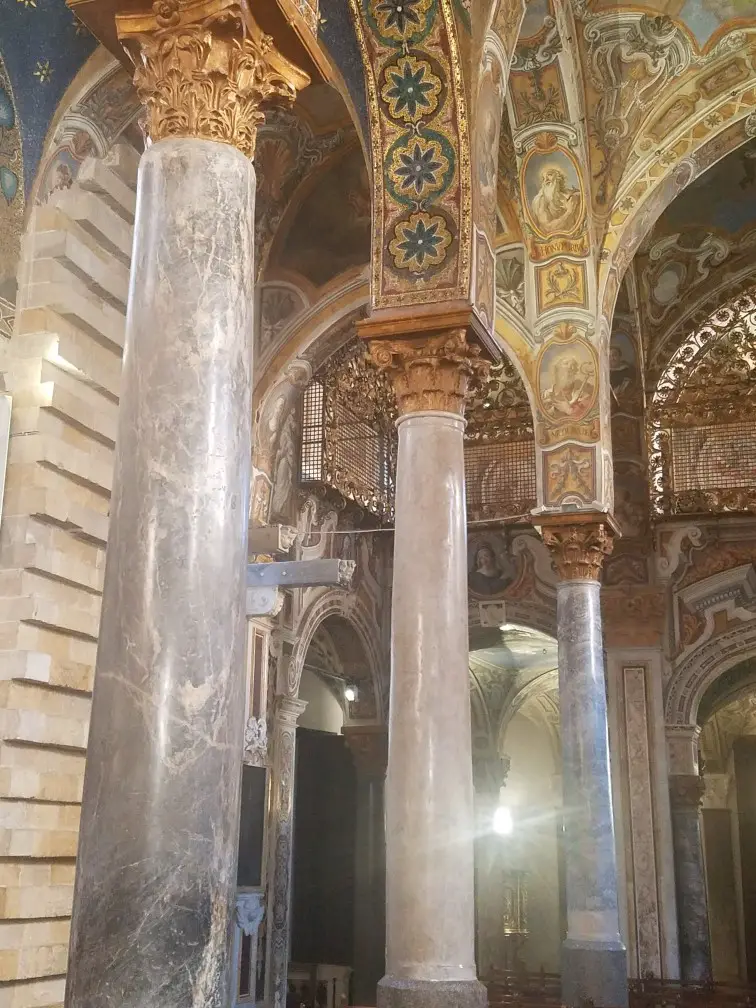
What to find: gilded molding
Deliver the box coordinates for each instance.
[541,520,614,581]
[117,0,310,159]
[368,329,489,416]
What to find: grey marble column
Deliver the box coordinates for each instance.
[669,774,712,983]
[544,523,627,1008]
[265,696,308,1008]
[380,407,485,1008]
[65,137,254,1008]
[345,726,388,1007]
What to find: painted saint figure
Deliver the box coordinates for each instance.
[531,164,581,234]
[468,544,513,597]
[609,345,635,403]
[541,355,595,420]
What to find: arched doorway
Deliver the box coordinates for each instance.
[290,614,386,1008]
[470,624,565,981]
[699,657,756,983]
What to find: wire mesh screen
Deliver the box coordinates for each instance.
[465,439,537,520]
[670,422,756,493]
[299,339,537,523]
[299,347,395,520]
[300,380,325,482]
[325,397,393,516]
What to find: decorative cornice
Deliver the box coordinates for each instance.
[116,0,310,159]
[368,329,489,416]
[541,518,615,581]
[669,773,706,810]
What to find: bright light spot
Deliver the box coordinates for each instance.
[344,685,357,703]
[493,806,513,835]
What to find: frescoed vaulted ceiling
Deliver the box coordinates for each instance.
[633,137,756,382]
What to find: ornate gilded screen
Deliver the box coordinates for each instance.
[300,340,397,521]
[299,338,537,523]
[649,291,756,516]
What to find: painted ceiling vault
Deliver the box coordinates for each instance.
[4,0,756,523]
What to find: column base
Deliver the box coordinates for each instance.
[561,939,628,1008]
[377,977,487,1008]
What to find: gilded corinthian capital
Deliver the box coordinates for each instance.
[368,329,489,416]
[116,0,310,159]
[541,517,615,581]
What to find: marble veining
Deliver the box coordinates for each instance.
[670,779,712,983]
[266,697,307,1008]
[381,411,483,1008]
[65,138,255,1008]
[557,579,627,1007]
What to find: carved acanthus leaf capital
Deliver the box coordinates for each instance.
[541,520,614,581]
[117,0,310,159]
[368,329,489,416]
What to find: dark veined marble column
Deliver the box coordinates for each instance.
[542,519,628,1008]
[265,695,308,1008]
[64,9,308,1008]
[365,328,489,1008]
[669,774,712,983]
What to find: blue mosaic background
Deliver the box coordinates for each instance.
[0,0,96,196]
[318,0,368,141]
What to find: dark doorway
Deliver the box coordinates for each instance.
[291,727,357,968]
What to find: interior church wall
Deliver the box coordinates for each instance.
[0,140,135,1003]
[298,666,345,735]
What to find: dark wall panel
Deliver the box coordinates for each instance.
[292,728,357,967]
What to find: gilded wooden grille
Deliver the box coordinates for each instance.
[649,289,756,516]
[299,337,536,523]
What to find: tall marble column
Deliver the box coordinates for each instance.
[65,9,307,1008]
[265,695,308,1008]
[366,328,488,1008]
[542,520,627,1008]
[345,725,389,1007]
[669,774,712,983]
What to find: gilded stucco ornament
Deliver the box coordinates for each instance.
[541,519,614,581]
[116,0,310,159]
[368,329,489,415]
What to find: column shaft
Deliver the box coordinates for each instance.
[382,407,484,1008]
[265,696,308,1008]
[65,138,254,1008]
[669,774,711,983]
[544,522,627,1008]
